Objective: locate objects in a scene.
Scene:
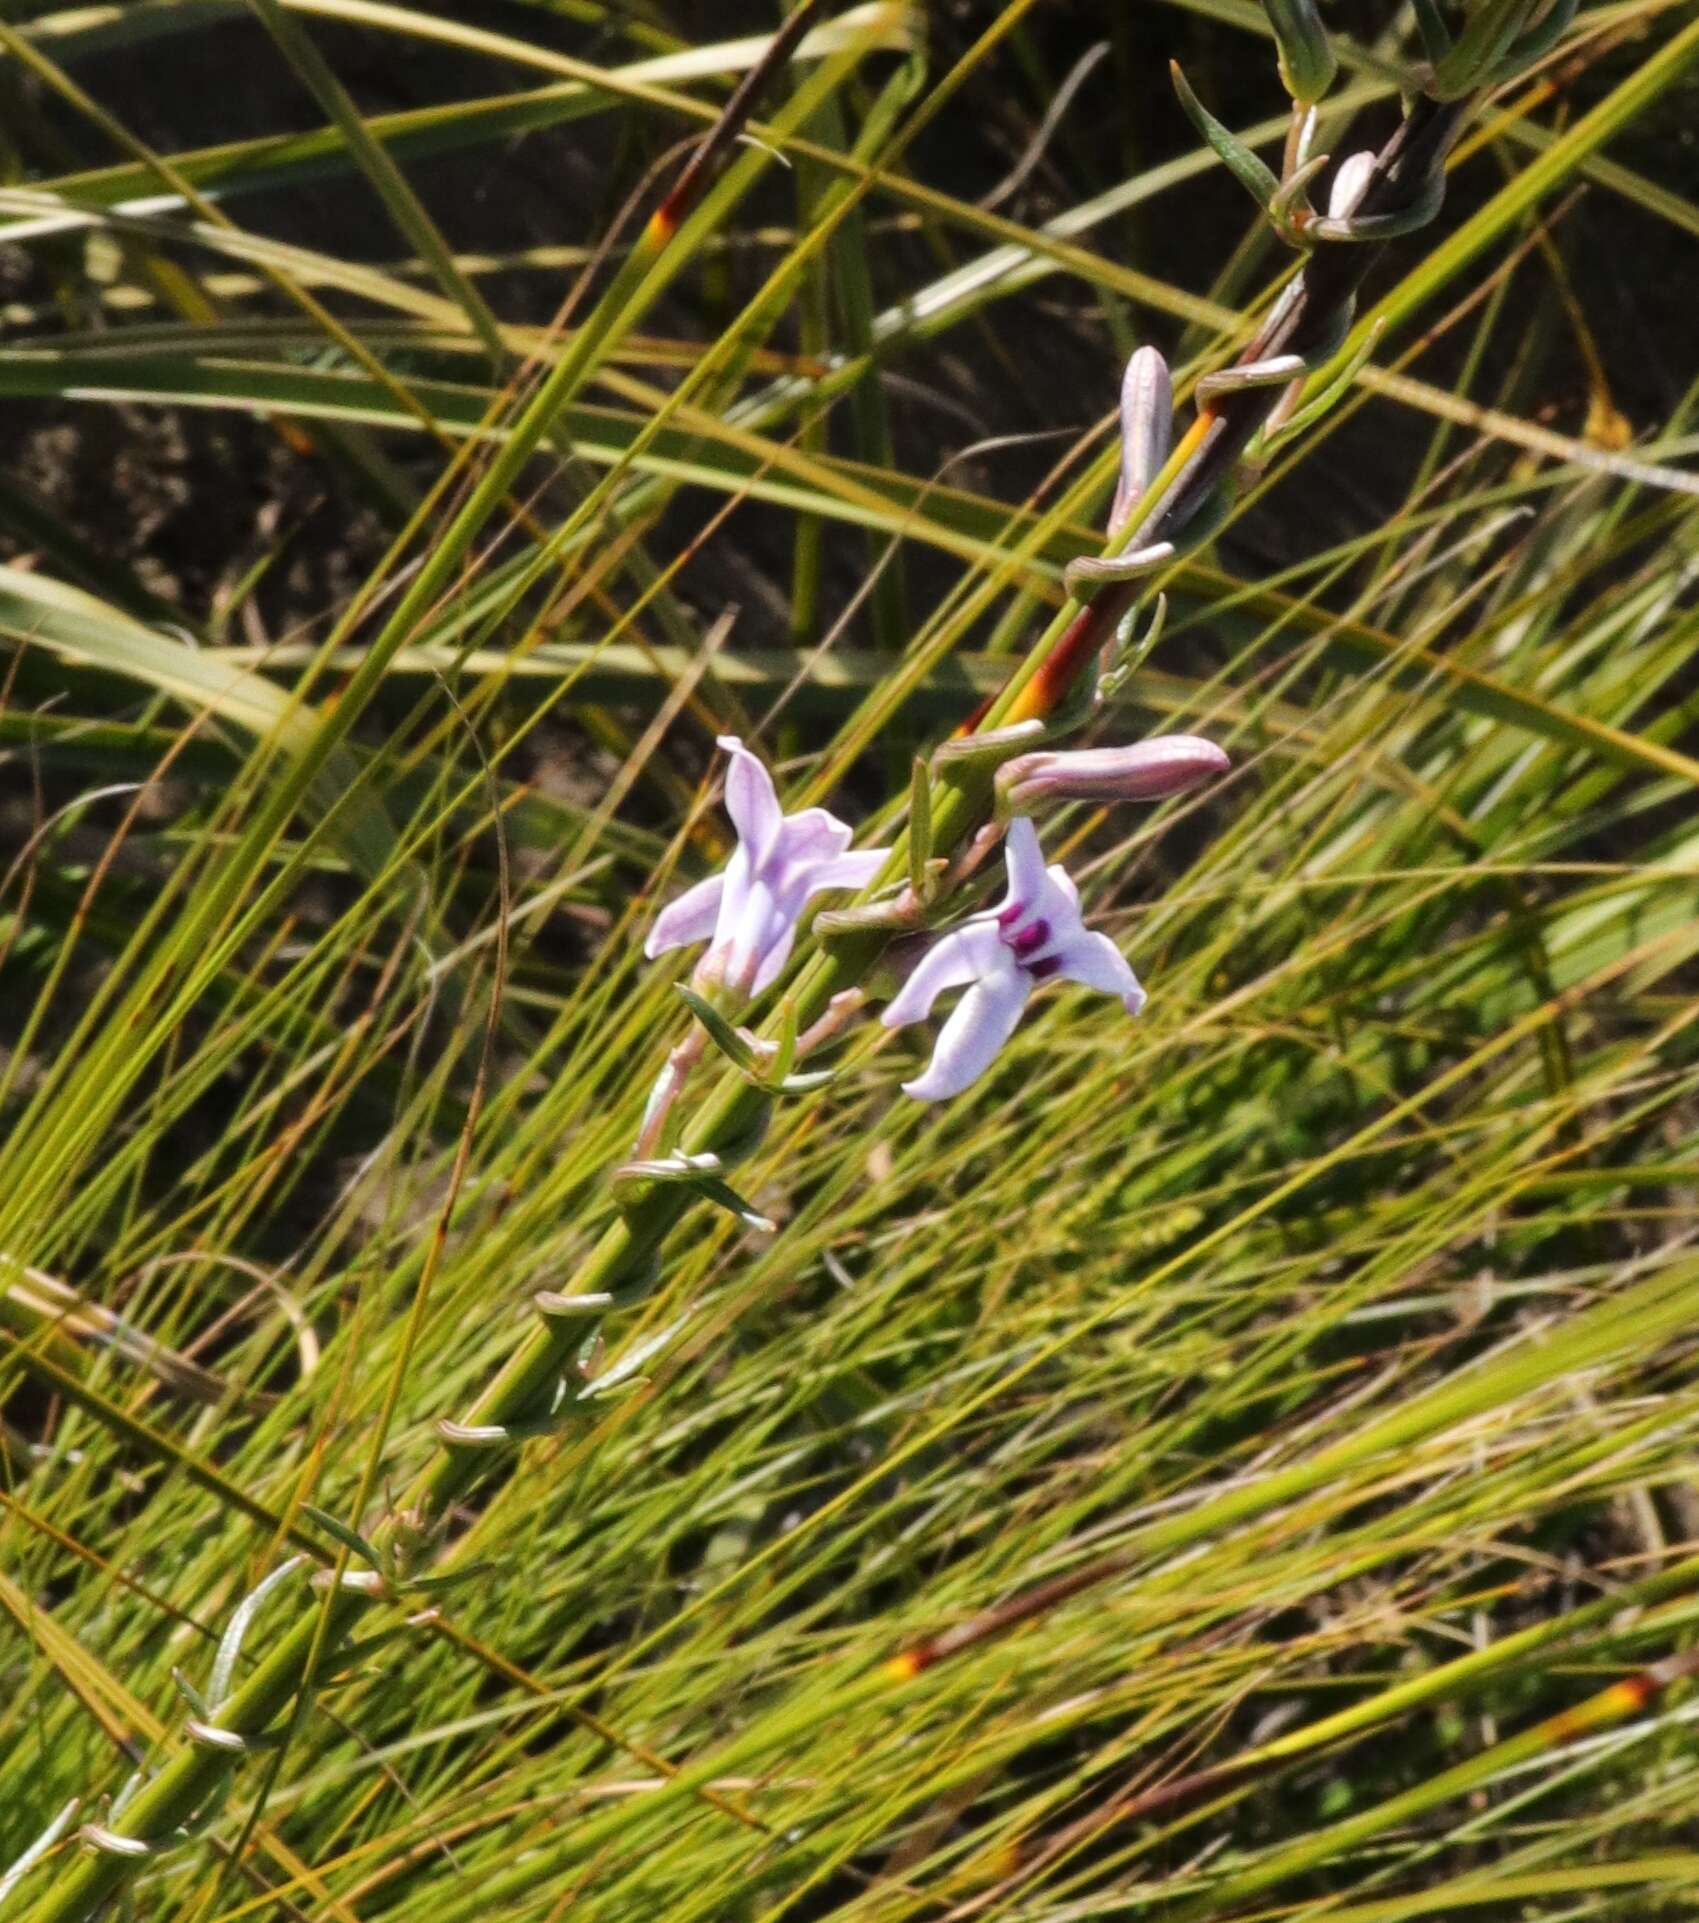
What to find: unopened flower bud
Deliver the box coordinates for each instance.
[999,736,1230,808]
[388,1507,432,1578]
[1328,150,1376,220]
[1265,0,1337,103]
[1110,347,1174,535]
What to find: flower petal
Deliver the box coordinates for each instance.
[717,735,783,863]
[802,846,891,896]
[1052,928,1146,1013]
[718,869,786,993]
[901,972,1031,1101]
[881,921,1007,1028]
[772,803,857,873]
[997,816,1049,919]
[1041,863,1082,918]
[748,915,799,997]
[644,873,725,959]
[765,813,865,933]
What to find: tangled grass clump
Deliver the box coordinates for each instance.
[3,3,1699,1920]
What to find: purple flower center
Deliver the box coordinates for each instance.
[996,904,1056,973]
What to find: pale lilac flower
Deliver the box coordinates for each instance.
[645,736,890,998]
[1000,736,1229,809]
[882,817,1145,1102]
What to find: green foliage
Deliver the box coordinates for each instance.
[3,4,1699,1922]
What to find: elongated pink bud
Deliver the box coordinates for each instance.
[1000,736,1229,807]
[1109,347,1174,536]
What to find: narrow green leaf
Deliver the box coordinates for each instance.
[1170,61,1279,211]
[208,1556,306,1711]
[676,985,757,1073]
[298,1504,383,1570]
